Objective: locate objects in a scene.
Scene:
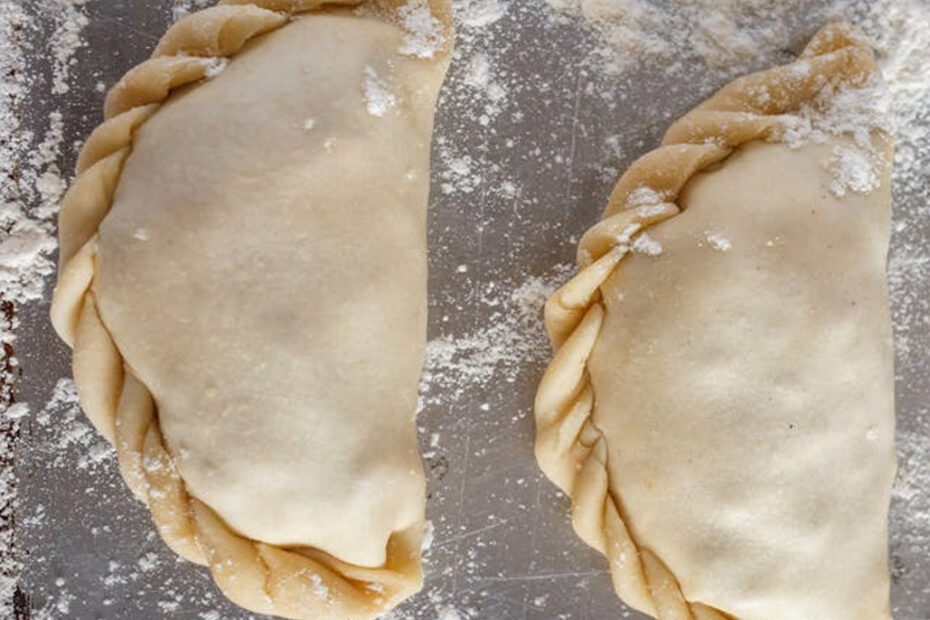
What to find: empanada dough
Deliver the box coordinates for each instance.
[50,1,452,618]
[536,24,895,620]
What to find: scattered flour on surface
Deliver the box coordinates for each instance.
[864,0,930,385]
[48,0,89,95]
[398,0,446,59]
[777,81,891,197]
[456,0,506,29]
[435,605,463,620]
[893,429,930,535]
[436,142,481,195]
[170,0,212,21]
[625,186,668,208]
[631,231,662,256]
[419,265,573,411]
[544,0,808,75]
[461,52,508,128]
[0,1,93,614]
[32,578,75,620]
[3,403,28,420]
[828,144,881,197]
[439,0,510,132]
[780,82,893,150]
[1,0,91,345]
[35,379,115,472]
[138,553,160,573]
[362,65,396,117]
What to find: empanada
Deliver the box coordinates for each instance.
[50,1,452,618]
[536,24,895,620]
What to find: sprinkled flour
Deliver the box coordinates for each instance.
[828,144,881,197]
[435,605,463,620]
[771,79,892,197]
[1,0,93,613]
[34,379,114,471]
[456,0,506,29]
[894,429,930,539]
[48,0,89,95]
[436,0,510,133]
[545,0,807,75]
[363,65,396,117]
[545,0,908,80]
[170,0,212,21]
[631,231,662,256]
[398,0,446,59]
[419,265,573,412]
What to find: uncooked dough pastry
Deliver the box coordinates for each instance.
[535,23,895,620]
[50,1,452,618]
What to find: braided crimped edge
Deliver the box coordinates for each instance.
[534,23,880,620]
[49,2,452,619]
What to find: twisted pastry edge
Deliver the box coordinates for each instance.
[49,2,452,619]
[533,22,882,620]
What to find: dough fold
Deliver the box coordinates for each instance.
[50,2,452,618]
[536,23,894,620]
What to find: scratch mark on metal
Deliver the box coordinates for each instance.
[450,429,471,598]
[94,17,160,44]
[565,70,585,194]
[518,480,545,620]
[435,520,506,548]
[477,570,610,583]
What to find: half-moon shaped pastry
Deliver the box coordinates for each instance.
[535,23,895,620]
[50,1,452,618]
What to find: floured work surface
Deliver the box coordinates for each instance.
[2,0,928,618]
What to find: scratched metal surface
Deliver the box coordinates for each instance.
[11,1,930,619]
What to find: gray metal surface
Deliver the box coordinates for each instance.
[10,1,929,619]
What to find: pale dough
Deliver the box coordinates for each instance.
[535,23,896,620]
[50,1,453,618]
[592,138,895,620]
[96,13,436,569]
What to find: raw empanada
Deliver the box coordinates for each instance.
[535,24,895,620]
[50,1,452,618]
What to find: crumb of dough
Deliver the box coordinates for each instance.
[704,231,732,252]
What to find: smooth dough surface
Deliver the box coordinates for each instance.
[95,14,444,568]
[589,138,895,619]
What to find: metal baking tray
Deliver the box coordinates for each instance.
[9,0,928,618]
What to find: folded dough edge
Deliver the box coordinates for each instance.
[534,22,887,620]
[49,2,452,619]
